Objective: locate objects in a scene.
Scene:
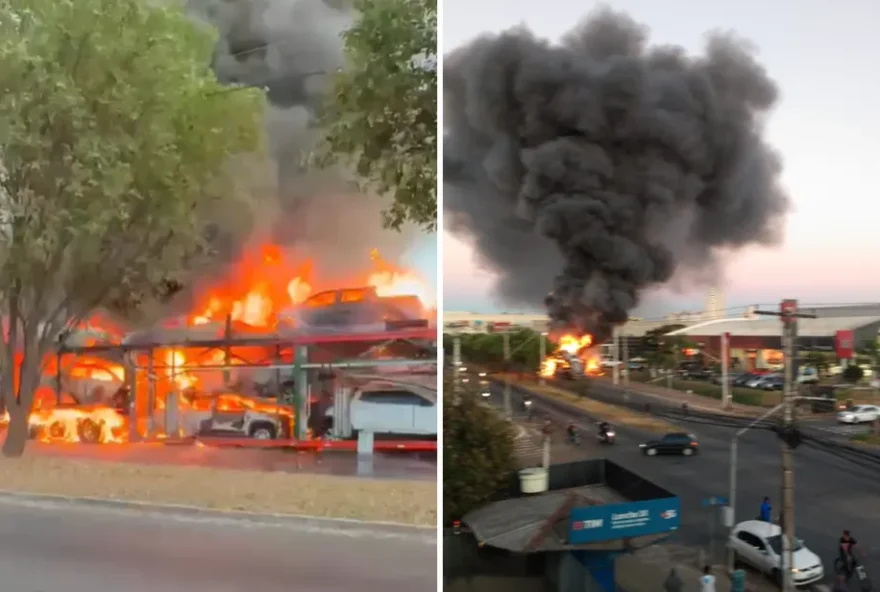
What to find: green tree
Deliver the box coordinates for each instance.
[0,0,262,457]
[443,382,517,523]
[314,0,437,231]
[858,339,879,372]
[802,350,831,377]
[453,328,551,372]
[843,364,865,384]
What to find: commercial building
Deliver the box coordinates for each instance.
[444,311,689,337]
[666,306,880,371]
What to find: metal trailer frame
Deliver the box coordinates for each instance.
[54,326,437,442]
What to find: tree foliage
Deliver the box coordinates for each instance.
[444,329,552,371]
[843,364,864,384]
[443,382,517,523]
[314,0,437,232]
[0,0,263,456]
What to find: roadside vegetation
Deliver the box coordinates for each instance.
[443,377,516,524]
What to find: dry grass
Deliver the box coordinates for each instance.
[850,433,880,448]
[505,377,679,433]
[0,455,436,526]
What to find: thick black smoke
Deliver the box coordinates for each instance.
[444,7,790,341]
[186,0,415,280]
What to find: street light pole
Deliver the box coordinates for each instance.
[727,402,786,572]
[623,333,630,387]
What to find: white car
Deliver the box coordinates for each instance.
[728,520,824,586]
[326,383,437,437]
[837,405,880,424]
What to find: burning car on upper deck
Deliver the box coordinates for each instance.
[278,286,429,334]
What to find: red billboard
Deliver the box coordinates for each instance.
[835,330,855,359]
[780,299,797,324]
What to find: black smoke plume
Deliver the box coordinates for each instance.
[444,7,790,342]
[186,0,415,281]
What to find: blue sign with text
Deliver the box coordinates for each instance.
[568,497,681,544]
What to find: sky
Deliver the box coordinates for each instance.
[442,0,880,318]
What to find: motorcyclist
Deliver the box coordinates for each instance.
[566,422,577,442]
[598,421,610,435]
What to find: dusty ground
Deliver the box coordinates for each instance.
[0,454,436,526]
[503,376,680,433]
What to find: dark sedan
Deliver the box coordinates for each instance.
[639,432,699,457]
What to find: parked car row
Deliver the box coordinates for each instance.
[708,369,820,390]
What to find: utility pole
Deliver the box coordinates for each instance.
[453,334,462,395]
[612,327,620,385]
[539,332,547,386]
[721,332,731,410]
[622,333,630,387]
[754,300,815,592]
[503,329,512,417]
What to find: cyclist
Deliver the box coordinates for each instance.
[839,530,864,578]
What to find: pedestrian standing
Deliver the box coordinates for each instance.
[760,497,772,522]
[700,565,716,592]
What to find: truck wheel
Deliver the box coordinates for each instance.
[47,421,67,441]
[249,423,276,440]
[77,418,102,443]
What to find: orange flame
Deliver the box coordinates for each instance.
[539,333,603,378]
[0,243,430,445]
[367,248,434,308]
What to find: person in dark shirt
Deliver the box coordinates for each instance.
[839,530,861,576]
[760,497,772,522]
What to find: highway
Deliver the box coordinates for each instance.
[0,495,436,592]
[490,381,880,581]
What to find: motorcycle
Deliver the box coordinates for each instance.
[597,429,616,445]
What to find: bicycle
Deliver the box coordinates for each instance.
[834,556,873,592]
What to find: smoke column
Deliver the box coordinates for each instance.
[186,0,416,283]
[443,6,791,341]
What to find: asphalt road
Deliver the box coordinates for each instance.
[490,382,880,583]
[0,495,436,592]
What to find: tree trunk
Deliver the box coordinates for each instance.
[2,339,42,458]
[2,405,28,458]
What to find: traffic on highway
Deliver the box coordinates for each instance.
[484,378,880,588]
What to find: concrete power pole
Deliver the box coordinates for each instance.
[612,328,620,385]
[539,333,547,386]
[502,329,512,417]
[755,300,815,592]
[721,332,731,410]
[453,334,462,395]
[780,307,796,592]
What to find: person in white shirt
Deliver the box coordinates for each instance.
[700,565,716,592]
